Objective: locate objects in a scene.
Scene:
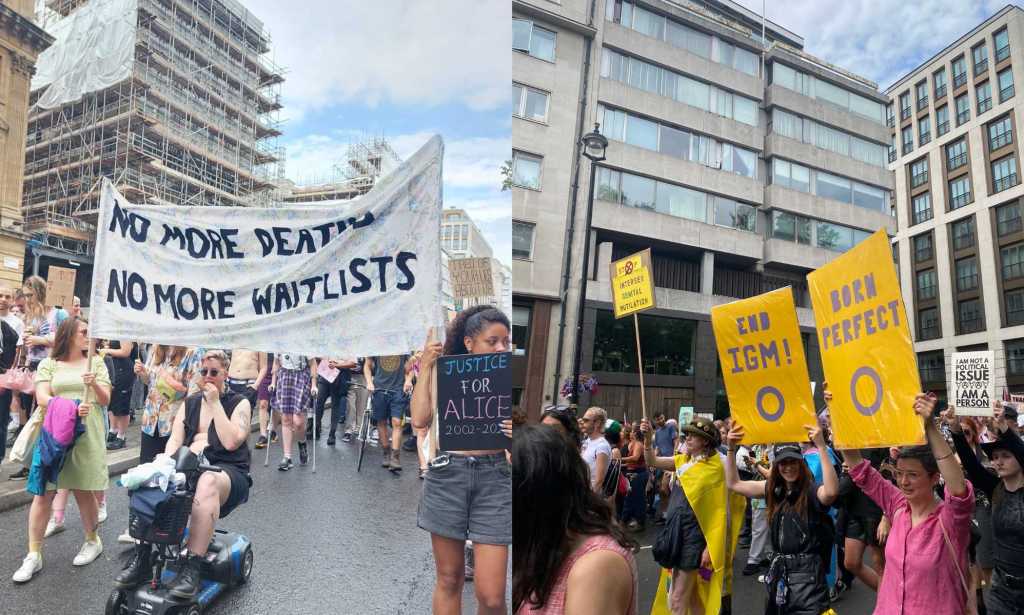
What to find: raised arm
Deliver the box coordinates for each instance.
[724,424,767,499]
[915,394,966,497]
[639,418,676,471]
[411,330,442,430]
[808,422,839,506]
[943,406,998,497]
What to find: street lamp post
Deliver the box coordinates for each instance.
[570,123,608,407]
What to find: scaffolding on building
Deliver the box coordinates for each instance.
[278,136,400,203]
[25,0,284,257]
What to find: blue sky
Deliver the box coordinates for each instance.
[737,0,1012,90]
[245,0,511,267]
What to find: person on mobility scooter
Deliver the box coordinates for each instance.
[115,350,253,600]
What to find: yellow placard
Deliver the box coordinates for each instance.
[612,267,654,319]
[614,254,643,278]
[711,287,816,444]
[807,229,925,448]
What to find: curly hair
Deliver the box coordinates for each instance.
[442,305,509,355]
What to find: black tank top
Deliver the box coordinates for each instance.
[183,390,250,473]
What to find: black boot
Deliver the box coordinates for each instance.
[168,554,201,599]
[114,543,153,589]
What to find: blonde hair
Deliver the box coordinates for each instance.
[585,406,608,433]
[22,275,46,322]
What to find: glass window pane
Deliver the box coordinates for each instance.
[621,173,656,209]
[790,163,810,192]
[512,19,531,52]
[733,96,758,126]
[774,62,797,90]
[530,26,556,61]
[717,39,735,67]
[625,114,659,150]
[523,88,548,121]
[512,222,534,259]
[816,78,850,109]
[513,83,523,114]
[773,159,790,188]
[817,222,854,251]
[659,125,690,159]
[772,109,801,140]
[602,106,626,141]
[732,147,756,178]
[632,6,665,39]
[681,76,710,110]
[714,88,732,118]
[687,28,711,58]
[596,167,622,202]
[772,212,796,241]
[850,94,884,123]
[853,183,885,212]
[816,171,852,203]
[714,197,755,231]
[513,152,542,189]
[734,47,758,76]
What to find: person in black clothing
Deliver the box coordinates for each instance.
[103,340,139,450]
[724,422,839,615]
[943,405,1024,615]
[836,448,889,591]
[115,350,252,599]
[0,310,21,464]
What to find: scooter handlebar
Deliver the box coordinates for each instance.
[198,463,223,474]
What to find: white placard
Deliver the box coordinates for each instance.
[952,351,995,416]
[89,136,445,357]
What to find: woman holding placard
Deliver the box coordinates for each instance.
[943,405,1024,614]
[411,305,512,615]
[722,422,839,615]
[842,394,973,615]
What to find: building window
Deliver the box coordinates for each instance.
[512,150,543,190]
[886,103,895,127]
[899,91,911,119]
[958,299,984,334]
[512,221,535,260]
[902,126,913,155]
[889,134,897,163]
[913,233,933,262]
[998,202,1023,236]
[713,197,756,232]
[919,350,945,381]
[934,68,948,99]
[1006,289,1024,326]
[952,216,975,250]
[955,93,970,126]
[917,268,938,300]
[918,116,931,145]
[512,305,531,354]
[816,222,868,252]
[949,176,972,210]
[995,28,1010,63]
[1002,243,1024,280]
[770,211,812,244]
[910,158,929,188]
[993,155,1019,193]
[1007,339,1024,374]
[770,108,885,167]
[512,18,556,62]
[989,115,1013,150]
[977,81,993,114]
[918,308,941,341]
[772,159,810,193]
[916,80,929,110]
[936,105,950,136]
[593,309,696,375]
[999,68,1015,102]
[912,193,932,225]
[953,55,968,88]
[956,257,979,291]
[974,43,989,76]
[512,83,550,122]
[946,138,968,170]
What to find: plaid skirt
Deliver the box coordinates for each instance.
[273,367,312,415]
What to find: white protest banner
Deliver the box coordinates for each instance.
[952,351,994,416]
[89,136,445,357]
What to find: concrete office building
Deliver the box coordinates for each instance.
[512,0,895,421]
[889,5,1024,400]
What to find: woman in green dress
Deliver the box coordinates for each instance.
[12,316,111,584]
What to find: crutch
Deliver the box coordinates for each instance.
[311,390,317,474]
[264,386,274,467]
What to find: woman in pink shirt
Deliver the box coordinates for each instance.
[513,424,638,615]
[842,394,973,615]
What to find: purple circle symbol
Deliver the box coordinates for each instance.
[850,366,883,416]
[756,386,785,422]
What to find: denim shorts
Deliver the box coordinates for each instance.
[371,390,408,421]
[417,452,511,545]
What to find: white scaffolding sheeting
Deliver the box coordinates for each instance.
[31,0,138,109]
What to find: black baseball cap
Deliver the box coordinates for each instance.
[1003,404,1020,421]
[772,443,803,463]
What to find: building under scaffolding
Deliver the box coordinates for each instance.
[277,137,400,203]
[22,0,283,278]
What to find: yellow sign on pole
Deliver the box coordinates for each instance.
[610,249,656,319]
[807,229,925,448]
[711,287,816,444]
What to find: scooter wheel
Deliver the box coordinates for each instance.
[238,547,254,584]
[179,606,201,615]
[104,590,127,615]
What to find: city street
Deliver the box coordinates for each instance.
[631,525,877,614]
[0,430,493,614]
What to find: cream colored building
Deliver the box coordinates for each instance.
[0,1,51,287]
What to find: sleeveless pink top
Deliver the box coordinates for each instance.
[517,534,637,615]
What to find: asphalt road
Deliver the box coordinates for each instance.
[632,524,878,614]
[0,430,502,614]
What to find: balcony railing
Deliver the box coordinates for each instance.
[991,131,1013,151]
[953,233,975,251]
[999,215,1023,236]
[935,84,947,99]
[887,115,895,127]
[1001,84,1015,102]
[954,72,968,88]
[996,45,1011,63]
[920,132,931,145]
[911,171,929,188]
[957,109,970,125]
[913,209,934,225]
[975,59,989,75]
[959,317,984,334]
[995,173,1019,193]
[948,152,968,169]
[957,274,979,292]
[901,106,912,120]
[917,97,929,111]
[951,193,971,209]
[937,120,950,136]
[888,149,897,163]
[979,96,993,114]
[918,326,941,342]
[903,143,913,155]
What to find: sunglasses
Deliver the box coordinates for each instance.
[199,368,221,377]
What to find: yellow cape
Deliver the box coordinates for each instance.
[650,453,746,615]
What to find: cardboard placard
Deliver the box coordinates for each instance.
[46,266,77,309]
[711,287,817,444]
[953,351,994,416]
[449,257,494,299]
[609,249,656,319]
[678,405,694,427]
[436,351,511,451]
[807,229,925,448]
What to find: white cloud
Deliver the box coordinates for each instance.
[735,0,1010,89]
[244,0,509,124]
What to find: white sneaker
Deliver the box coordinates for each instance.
[117,529,137,544]
[97,501,107,524]
[43,517,65,538]
[72,538,102,566]
[12,552,42,583]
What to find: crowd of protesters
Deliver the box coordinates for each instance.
[513,384,1024,615]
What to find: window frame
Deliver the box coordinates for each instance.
[995,28,1011,63]
[952,217,975,251]
[913,233,933,262]
[977,81,993,115]
[917,307,941,340]
[953,56,968,88]
[916,268,938,300]
[910,157,929,188]
[955,93,971,126]
[992,155,1019,193]
[949,175,972,210]
[899,91,912,119]
[511,150,544,190]
[916,80,929,110]
[918,115,931,145]
[1002,243,1024,282]
[957,298,984,334]
[999,67,1015,102]
[934,68,948,99]
[1006,289,1024,327]
[997,202,1023,236]
[989,115,1013,151]
[513,19,557,62]
[512,220,536,260]
[512,82,551,123]
[973,42,989,76]
[946,138,968,170]
[955,257,980,292]
[912,192,933,225]
[936,105,950,136]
